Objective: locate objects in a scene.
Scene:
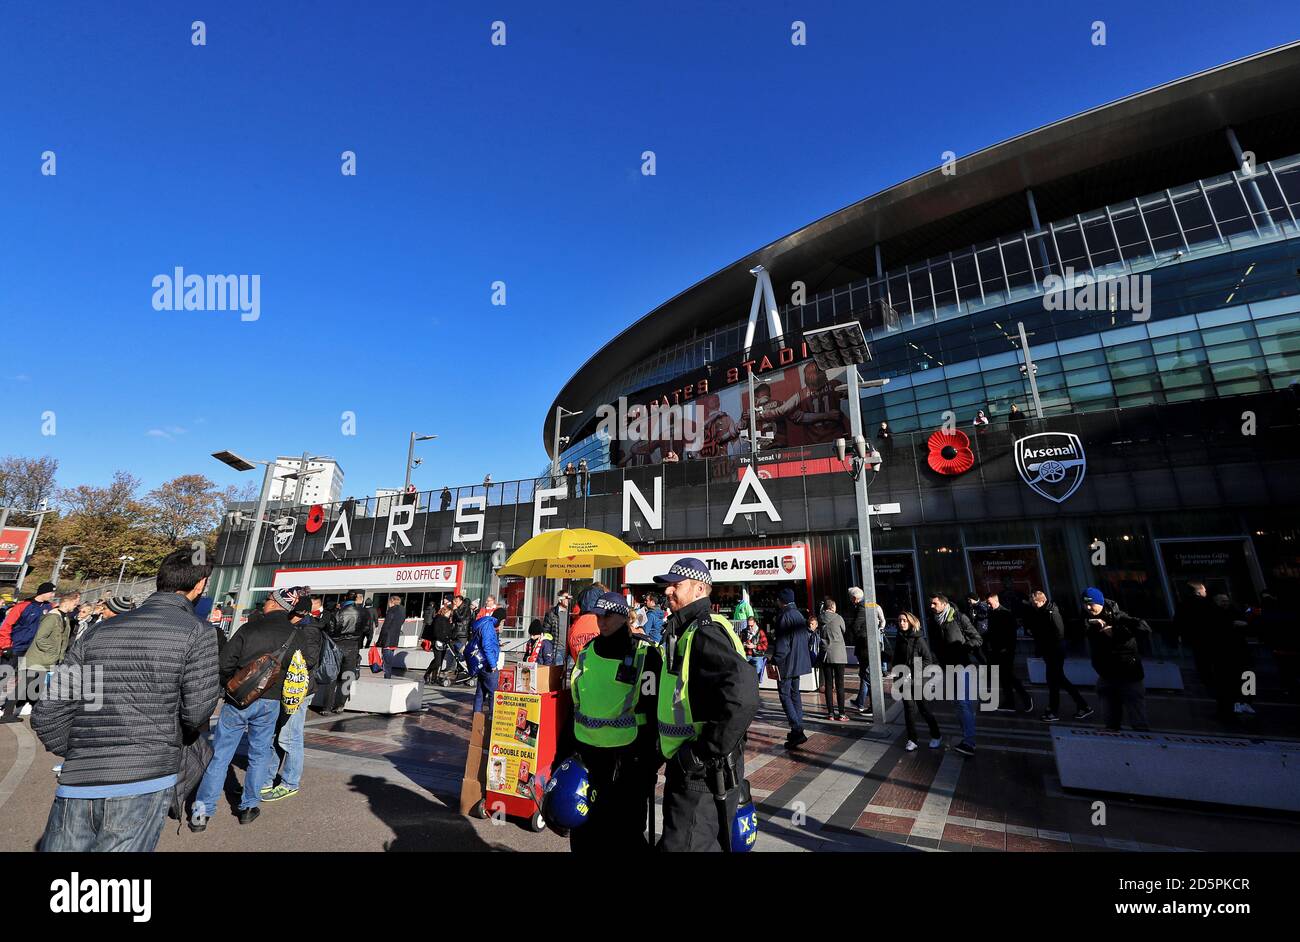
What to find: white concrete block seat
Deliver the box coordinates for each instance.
[344,676,423,714]
[360,646,437,671]
[1052,727,1300,812]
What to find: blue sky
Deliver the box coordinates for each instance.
[3,1,1296,501]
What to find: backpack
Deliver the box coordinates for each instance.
[314,632,342,685]
[463,629,487,677]
[3,601,47,654]
[225,628,304,708]
[808,629,823,667]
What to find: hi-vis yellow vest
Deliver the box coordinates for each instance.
[657,613,746,759]
[571,641,651,748]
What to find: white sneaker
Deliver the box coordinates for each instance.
[18,703,31,717]
[905,740,918,752]
[928,738,943,749]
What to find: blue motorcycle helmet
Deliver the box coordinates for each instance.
[541,757,595,830]
[731,780,758,852]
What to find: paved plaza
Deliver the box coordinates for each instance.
[4,665,1297,853]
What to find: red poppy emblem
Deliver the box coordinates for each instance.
[305,504,325,533]
[926,429,975,476]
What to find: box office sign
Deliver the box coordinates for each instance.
[271,561,463,592]
[623,545,808,584]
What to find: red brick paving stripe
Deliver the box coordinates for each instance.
[870,750,942,812]
[1006,833,1072,852]
[747,756,805,792]
[855,811,915,835]
[943,823,1006,850]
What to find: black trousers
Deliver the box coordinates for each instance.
[569,764,655,853]
[659,752,745,853]
[1044,651,1086,713]
[902,697,940,742]
[822,663,846,715]
[322,640,361,712]
[995,656,1030,710]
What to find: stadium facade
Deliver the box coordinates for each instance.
[213,45,1300,636]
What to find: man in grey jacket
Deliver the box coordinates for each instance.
[33,548,220,852]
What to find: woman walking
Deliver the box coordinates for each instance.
[893,611,942,751]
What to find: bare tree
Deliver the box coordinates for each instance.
[0,455,59,515]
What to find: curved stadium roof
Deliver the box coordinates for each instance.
[544,41,1300,453]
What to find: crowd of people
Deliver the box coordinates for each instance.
[0,532,1291,853]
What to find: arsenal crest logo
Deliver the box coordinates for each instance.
[1014,433,1086,504]
[781,555,796,574]
[273,517,297,557]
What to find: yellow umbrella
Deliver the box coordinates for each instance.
[497,528,640,579]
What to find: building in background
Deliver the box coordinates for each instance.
[267,456,345,505]
[213,46,1300,638]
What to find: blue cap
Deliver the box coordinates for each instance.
[654,557,712,586]
[1082,587,1105,606]
[778,588,796,605]
[594,592,629,617]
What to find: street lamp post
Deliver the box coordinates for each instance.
[806,321,890,720]
[1017,321,1045,419]
[551,407,583,481]
[212,450,279,633]
[14,501,56,593]
[404,433,438,494]
[51,544,80,587]
[116,555,135,594]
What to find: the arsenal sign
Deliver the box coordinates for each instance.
[623,545,809,585]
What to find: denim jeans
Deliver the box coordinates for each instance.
[748,656,766,679]
[777,675,804,734]
[272,696,310,791]
[473,669,498,714]
[952,668,977,748]
[40,785,173,852]
[193,697,280,817]
[381,647,396,680]
[854,661,871,708]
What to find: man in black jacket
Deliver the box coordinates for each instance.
[261,595,323,803]
[1082,587,1150,731]
[1177,581,1235,719]
[928,594,981,757]
[191,586,314,829]
[985,593,1033,714]
[653,558,759,852]
[846,587,886,716]
[322,593,363,712]
[378,594,406,678]
[33,549,220,852]
[449,592,474,676]
[1021,590,1091,722]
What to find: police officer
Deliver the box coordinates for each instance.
[653,558,760,852]
[558,591,662,852]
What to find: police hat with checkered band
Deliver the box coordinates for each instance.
[593,592,630,617]
[653,557,712,586]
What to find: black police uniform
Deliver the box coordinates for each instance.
[658,596,760,852]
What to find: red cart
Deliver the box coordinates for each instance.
[469,680,571,832]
